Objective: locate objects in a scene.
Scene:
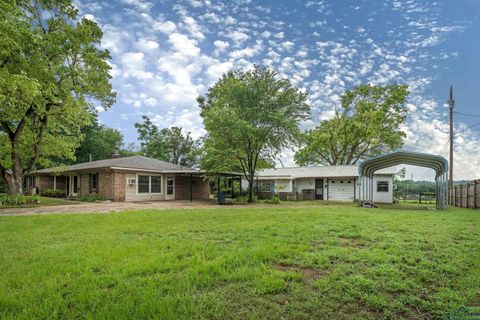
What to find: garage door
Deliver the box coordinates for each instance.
[328,179,354,201]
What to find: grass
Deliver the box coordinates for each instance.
[0,205,479,319]
[0,196,80,208]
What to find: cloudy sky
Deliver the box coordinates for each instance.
[75,0,480,181]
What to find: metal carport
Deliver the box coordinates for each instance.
[358,151,449,209]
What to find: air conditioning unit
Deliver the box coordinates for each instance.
[127,178,136,186]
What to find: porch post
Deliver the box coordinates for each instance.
[190,173,193,202]
[53,175,57,190]
[231,177,234,199]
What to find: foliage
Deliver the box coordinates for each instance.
[0,206,478,319]
[0,193,40,206]
[295,84,409,166]
[266,194,281,204]
[396,167,406,179]
[199,65,310,202]
[135,116,200,167]
[394,180,436,198]
[233,196,248,205]
[73,117,123,163]
[0,0,115,194]
[76,194,104,202]
[39,189,66,198]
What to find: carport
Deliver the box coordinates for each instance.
[358,151,449,209]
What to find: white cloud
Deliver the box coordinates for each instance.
[167,33,200,56]
[136,39,159,51]
[213,40,230,53]
[152,20,177,34]
[227,30,250,44]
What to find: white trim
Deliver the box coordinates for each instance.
[165,176,175,200]
[53,176,57,190]
[135,173,163,195]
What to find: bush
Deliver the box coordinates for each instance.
[77,194,104,202]
[233,196,248,205]
[266,194,281,205]
[0,194,40,206]
[40,189,66,198]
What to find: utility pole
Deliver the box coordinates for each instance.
[449,85,455,204]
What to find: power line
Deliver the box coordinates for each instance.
[454,111,480,118]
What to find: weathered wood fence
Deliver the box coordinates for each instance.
[449,180,480,209]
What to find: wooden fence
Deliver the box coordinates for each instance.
[449,179,480,209]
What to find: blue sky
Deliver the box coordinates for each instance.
[74,0,480,180]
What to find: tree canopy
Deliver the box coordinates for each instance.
[135,116,200,167]
[72,117,124,164]
[198,65,310,202]
[0,0,115,194]
[295,84,409,166]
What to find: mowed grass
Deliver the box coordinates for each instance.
[0,205,479,319]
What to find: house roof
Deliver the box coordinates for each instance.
[35,156,198,174]
[256,165,396,179]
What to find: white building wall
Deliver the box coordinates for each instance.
[274,179,293,192]
[372,174,394,203]
[295,178,315,192]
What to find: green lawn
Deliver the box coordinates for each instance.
[1,205,479,319]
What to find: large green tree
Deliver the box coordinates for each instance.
[73,117,124,164]
[198,66,310,202]
[135,116,200,167]
[295,84,409,166]
[0,0,115,194]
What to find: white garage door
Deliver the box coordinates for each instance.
[328,179,354,201]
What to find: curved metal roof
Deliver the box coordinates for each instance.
[359,151,448,177]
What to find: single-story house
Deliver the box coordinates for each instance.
[33,156,210,201]
[243,165,396,203]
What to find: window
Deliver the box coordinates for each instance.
[377,181,389,192]
[151,176,162,193]
[137,175,162,194]
[257,180,274,192]
[89,173,99,193]
[138,175,150,193]
[167,177,174,195]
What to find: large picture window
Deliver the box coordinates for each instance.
[377,181,389,192]
[137,175,162,194]
[257,180,274,192]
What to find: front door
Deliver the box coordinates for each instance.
[72,175,78,196]
[166,176,175,200]
[315,179,324,200]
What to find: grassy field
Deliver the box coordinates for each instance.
[0,205,479,319]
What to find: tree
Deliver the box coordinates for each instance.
[295,84,408,166]
[0,0,115,194]
[198,65,310,202]
[135,116,199,167]
[73,117,124,163]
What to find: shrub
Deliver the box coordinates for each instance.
[0,194,40,206]
[40,189,66,198]
[266,194,281,205]
[233,196,248,205]
[77,194,104,202]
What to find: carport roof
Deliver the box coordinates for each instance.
[358,151,448,177]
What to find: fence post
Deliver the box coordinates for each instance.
[467,183,470,208]
[475,180,478,209]
[455,185,458,207]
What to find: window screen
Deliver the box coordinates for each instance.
[167,178,174,195]
[377,181,389,192]
[138,175,150,193]
[257,180,274,192]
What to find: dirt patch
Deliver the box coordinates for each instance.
[338,236,368,247]
[273,263,328,282]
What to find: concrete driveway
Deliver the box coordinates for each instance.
[0,200,219,216]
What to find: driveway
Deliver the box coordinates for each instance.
[0,200,219,216]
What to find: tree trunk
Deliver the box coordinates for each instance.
[247,176,254,203]
[3,172,23,195]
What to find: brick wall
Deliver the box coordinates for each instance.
[112,171,126,201]
[175,175,210,200]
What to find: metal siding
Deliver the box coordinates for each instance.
[372,175,393,203]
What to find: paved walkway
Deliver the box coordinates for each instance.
[0,200,219,216]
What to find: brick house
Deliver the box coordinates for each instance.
[33,156,210,201]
